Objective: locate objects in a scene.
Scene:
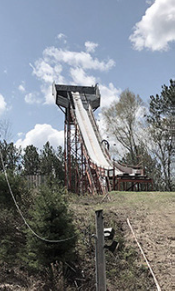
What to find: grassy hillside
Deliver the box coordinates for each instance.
[0,191,174,290]
[69,191,175,291]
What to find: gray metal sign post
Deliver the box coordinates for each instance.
[95,209,106,291]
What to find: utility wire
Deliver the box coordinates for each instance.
[0,150,78,243]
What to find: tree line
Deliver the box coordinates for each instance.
[0,140,65,183]
[102,79,175,191]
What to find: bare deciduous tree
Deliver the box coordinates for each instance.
[0,119,12,141]
[102,89,146,165]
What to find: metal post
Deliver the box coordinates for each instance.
[95,210,106,291]
[67,107,71,191]
[113,159,115,190]
[75,123,78,193]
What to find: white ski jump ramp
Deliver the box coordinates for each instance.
[72,92,123,175]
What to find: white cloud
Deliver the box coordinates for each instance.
[17,132,23,137]
[15,124,64,149]
[43,47,115,71]
[18,83,25,92]
[0,94,7,116]
[146,0,154,5]
[69,67,96,86]
[130,0,175,51]
[57,33,66,39]
[30,43,116,105]
[41,84,54,105]
[99,83,121,108]
[25,92,42,104]
[31,61,63,84]
[57,33,67,44]
[85,41,98,53]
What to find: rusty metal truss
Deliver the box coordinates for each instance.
[53,83,153,195]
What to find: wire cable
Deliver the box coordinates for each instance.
[127,218,161,291]
[0,150,78,243]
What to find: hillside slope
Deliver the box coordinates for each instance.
[70,191,175,291]
[0,191,174,290]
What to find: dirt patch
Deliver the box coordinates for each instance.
[70,191,175,290]
[100,192,175,291]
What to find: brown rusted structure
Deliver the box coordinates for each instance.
[53,83,152,194]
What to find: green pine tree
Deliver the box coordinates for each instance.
[24,185,77,271]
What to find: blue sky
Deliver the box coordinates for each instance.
[0,0,175,150]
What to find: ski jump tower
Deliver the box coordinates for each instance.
[53,83,152,194]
